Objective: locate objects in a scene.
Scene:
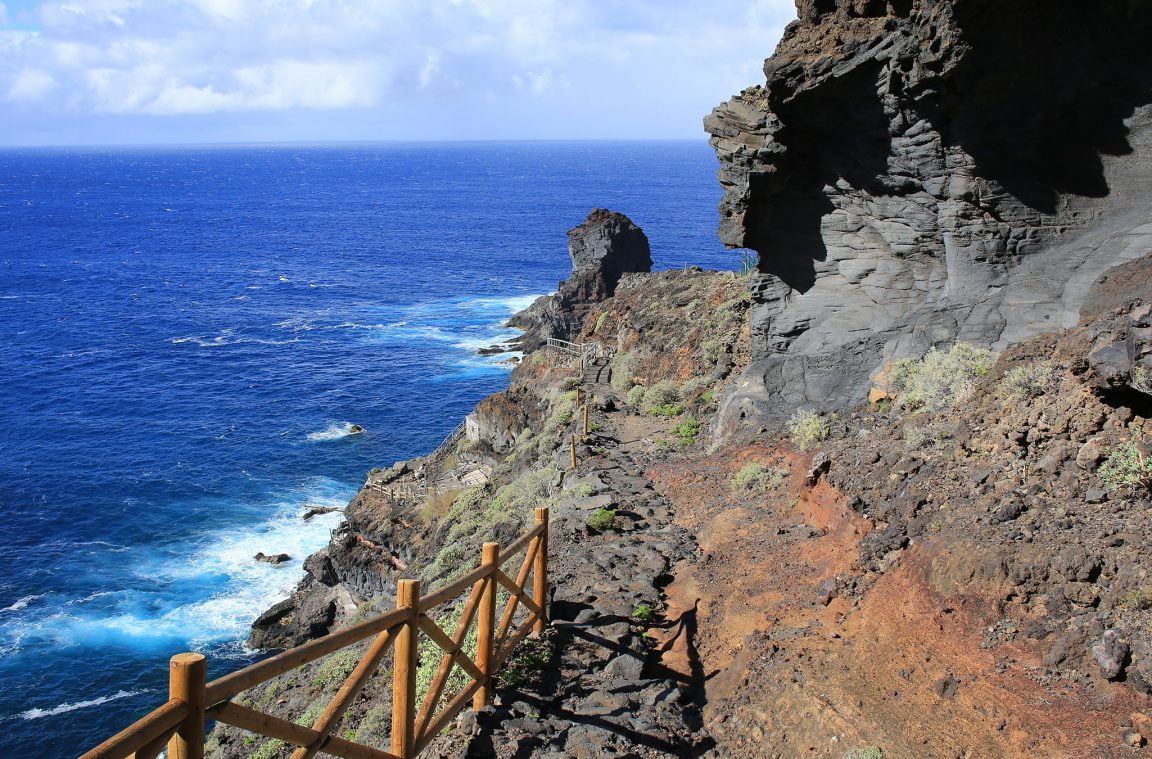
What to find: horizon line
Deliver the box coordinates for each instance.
[0,136,716,151]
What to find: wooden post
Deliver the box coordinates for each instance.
[575,387,580,406]
[473,542,499,710]
[391,579,420,759]
[168,653,206,759]
[533,507,549,635]
[582,404,589,436]
[569,434,577,469]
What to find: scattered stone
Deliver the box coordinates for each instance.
[254,552,291,565]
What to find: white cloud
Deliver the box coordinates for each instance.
[0,0,796,140]
[8,67,56,100]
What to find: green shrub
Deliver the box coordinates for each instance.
[498,637,552,689]
[844,749,884,759]
[642,380,681,415]
[1099,441,1152,492]
[632,604,657,623]
[902,421,954,456]
[626,385,647,407]
[542,390,578,436]
[670,418,701,445]
[295,698,325,727]
[649,403,684,418]
[249,739,286,759]
[730,462,786,492]
[560,376,581,391]
[593,311,609,334]
[564,482,597,498]
[610,351,636,396]
[787,409,829,451]
[680,376,710,398]
[311,648,361,690]
[701,389,715,404]
[997,360,1058,402]
[888,343,997,410]
[1120,587,1152,610]
[700,339,724,363]
[415,603,476,706]
[587,507,619,532]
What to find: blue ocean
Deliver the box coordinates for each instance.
[0,141,734,757]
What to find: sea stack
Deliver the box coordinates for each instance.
[509,208,652,349]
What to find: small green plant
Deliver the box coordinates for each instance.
[311,648,361,690]
[670,418,701,445]
[996,360,1058,402]
[1120,587,1152,610]
[787,409,829,451]
[888,343,997,410]
[295,698,326,727]
[250,739,286,759]
[610,351,636,396]
[730,462,786,492]
[587,507,619,532]
[844,749,884,759]
[593,311,609,334]
[626,385,647,407]
[560,376,581,391]
[700,338,724,363]
[650,403,684,418]
[499,637,552,688]
[632,604,657,623]
[1098,441,1152,493]
[701,389,715,404]
[565,482,597,498]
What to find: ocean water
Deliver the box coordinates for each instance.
[0,141,736,757]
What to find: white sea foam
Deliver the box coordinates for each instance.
[0,479,350,655]
[306,422,363,442]
[17,689,147,721]
[0,595,43,613]
[468,293,545,313]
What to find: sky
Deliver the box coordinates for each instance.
[0,0,795,146]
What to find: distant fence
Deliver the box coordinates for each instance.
[80,508,550,759]
[545,338,608,370]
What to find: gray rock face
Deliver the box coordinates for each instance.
[705,0,1152,435]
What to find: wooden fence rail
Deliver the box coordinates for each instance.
[79,507,550,759]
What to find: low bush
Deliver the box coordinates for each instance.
[996,360,1059,402]
[593,311,609,334]
[670,418,701,445]
[1133,366,1152,395]
[889,343,997,410]
[680,376,710,398]
[844,749,884,759]
[642,380,681,415]
[649,403,685,418]
[730,462,786,492]
[498,637,552,689]
[311,648,361,690]
[610,351,636,396]
[587,507,619,532]
[631,604,657,623]
[1120,587,1152,610]
[1099,441,1152,493]
[626,385,647,407]
[787,409,829,451]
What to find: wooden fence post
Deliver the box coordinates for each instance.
[582,404,589,436]
[168,652,206,759]
[473,542,499,710]
[391,579,420,759]
[533,507,549,635]
[570,434,577,469]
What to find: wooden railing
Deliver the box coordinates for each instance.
[80,507,550,759]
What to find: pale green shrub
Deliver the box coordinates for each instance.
[1133,366,1152,395]
[787,409,829,451]
[642,380,681,415]
[997,360,1058,402]
[626,385,647,407]
[730,462,786,492]
[610,351,636,396]
[680,376,710,398]
[1099,441,1152,492]
[844,749,884,759]
[889,343,997,410]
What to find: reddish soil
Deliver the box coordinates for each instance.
[647,444,1150,759]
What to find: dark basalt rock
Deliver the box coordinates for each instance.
[253,552,290,565]
[705,0,1152,436]
[509,209,651,349]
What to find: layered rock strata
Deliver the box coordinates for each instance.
[706,0,1152,434]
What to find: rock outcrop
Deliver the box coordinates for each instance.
[705,0,1152,435]
[510,209,652,349]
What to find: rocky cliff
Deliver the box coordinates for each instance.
[706,0,1152,433]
